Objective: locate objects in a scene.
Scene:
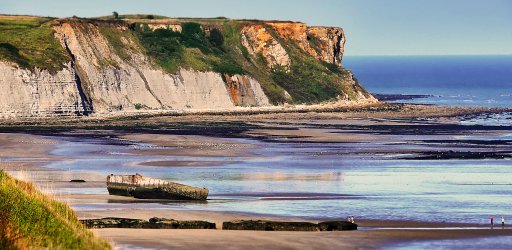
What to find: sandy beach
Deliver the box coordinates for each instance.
[1,104,512,249]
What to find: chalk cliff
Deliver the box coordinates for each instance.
[0,16,375,118]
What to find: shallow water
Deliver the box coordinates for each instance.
[40,128,512,224]
[385,236,512,249]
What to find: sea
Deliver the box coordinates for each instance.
[343,55,512,107]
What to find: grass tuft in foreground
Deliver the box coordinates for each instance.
[0,170,111,249]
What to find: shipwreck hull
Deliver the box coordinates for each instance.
[107,174,208,201]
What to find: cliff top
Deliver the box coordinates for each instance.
[0,14,340,29]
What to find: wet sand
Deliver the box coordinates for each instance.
[122,134,256,157]
[76,197,512,249]
[1,104,512,249]
[96,228,512,250]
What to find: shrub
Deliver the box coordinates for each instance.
[134,103,145,110]
[208,28,224,48]
[181,22,210,53]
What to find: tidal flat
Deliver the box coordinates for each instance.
[1,104,512,249]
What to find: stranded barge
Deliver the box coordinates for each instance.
[107,174,208,200]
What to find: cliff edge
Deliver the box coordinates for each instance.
[0,15,376,118]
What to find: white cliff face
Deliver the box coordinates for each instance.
[53,22,271,113]
[0,62,85,118]
[0,21,272,118]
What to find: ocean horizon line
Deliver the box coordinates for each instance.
[345,54,512,57]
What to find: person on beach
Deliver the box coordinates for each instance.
[491,217,494,226]
[502,216,505,227]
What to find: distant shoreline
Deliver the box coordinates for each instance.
[371,93,435,102]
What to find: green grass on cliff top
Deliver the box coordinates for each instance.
[0,170,111,249]
[0,15,369,105]
[105,19,364,104]
[132,21,245,75]
[0,16,69,72]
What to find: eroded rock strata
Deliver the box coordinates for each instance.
[0,17,376,118]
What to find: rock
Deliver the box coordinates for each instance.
[306,27,345,65]
[222,220,358,231]
[267,22,345,66]
[69,179,86,182]
[222,220,319,231]
[318,221,358,231]
[81,217,147,229]
[241,24,291,68]
[80,217,216,229]
[147,217,216,229]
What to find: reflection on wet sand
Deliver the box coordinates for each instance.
[1,110,512,248]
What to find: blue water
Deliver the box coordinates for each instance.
[344,55,512,107]
[386,236,512,249]
[41,132,512,224]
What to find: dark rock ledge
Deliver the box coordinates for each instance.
[81,218,358,231]
[223,220,358,231]
[81,217,216,229]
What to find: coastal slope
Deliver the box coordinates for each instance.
[0,170,110,249]
[0,15,375,117]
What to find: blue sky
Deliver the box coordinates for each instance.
[1,0,511,56]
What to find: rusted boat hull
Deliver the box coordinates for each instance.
[107,174,208,200]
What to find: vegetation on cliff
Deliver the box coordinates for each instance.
[133,22,245,75]
[0,15,371,105]
[96,18,368,104]
[0,16,69,72]
[0,170,111,249]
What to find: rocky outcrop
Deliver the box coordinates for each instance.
[241,22,346,67]
[81,217,216,229]
[222,220,358,231]
[306,27,345,65]
[143,23,182,32]
[241,24,291,68]
[224,74,270,106]
[318,221,358,231]
[81,218,357,231]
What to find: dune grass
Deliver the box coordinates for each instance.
[0,170,111,250]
